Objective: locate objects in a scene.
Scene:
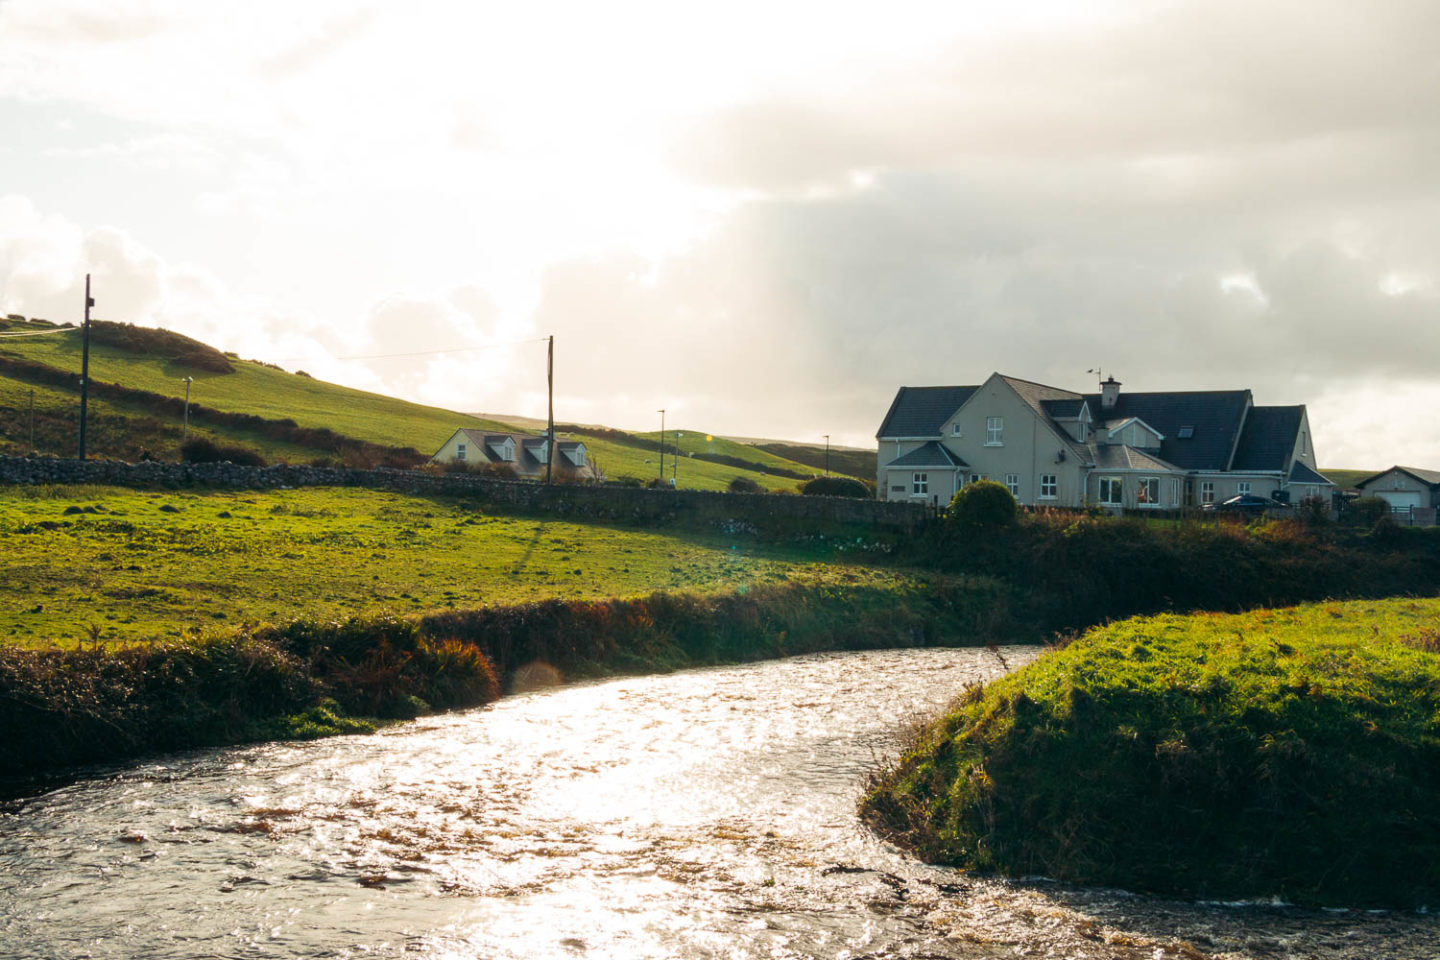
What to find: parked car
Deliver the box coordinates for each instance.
[1202,494,1275,515]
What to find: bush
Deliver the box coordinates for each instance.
[1296,494,1332,527]
[728,476,761,494]
[180,437,267,467]
[946,479,1017,530]
[1347,496,1392,526]
[798,475,869,498]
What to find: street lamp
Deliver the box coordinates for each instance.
[657,408,665,482]
[823,435,830,476]
[181,377,194,441]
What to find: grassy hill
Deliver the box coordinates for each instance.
[0,319,826,492]
[1321,468,1376,492]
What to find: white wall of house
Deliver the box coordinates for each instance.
[1361,470,1436,509]
[433,430,487,465]
[943,377,1088,507]
[882,468,961,508]
[1086,471,1186,510]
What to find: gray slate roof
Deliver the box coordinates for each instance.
[1089,444,1183,472]
[884,442,969,469]
[1080,390,1251,471]
[876,385,979,438]
[1356,465,1440,489]
[1288,461,1332,484]
[1232,406,1303,472]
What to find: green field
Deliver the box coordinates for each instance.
[0,484,914,647]
[864,595,1440,906]
[1321,468,1377,491]
[0,320,823,492]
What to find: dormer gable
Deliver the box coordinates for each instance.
[1101,417,1164,450]
[486,435,517,462]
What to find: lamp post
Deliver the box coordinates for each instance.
[657,408,665,482]
[823,435,830,476]
[181,377,194,441]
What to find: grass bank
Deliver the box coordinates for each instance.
[0,574,1009,781]
[862,596,1440,908]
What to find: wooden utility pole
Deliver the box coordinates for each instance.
[77,274,93,460]
[28,388,35,453]
[545,335,554,484]
[657,408,665,482]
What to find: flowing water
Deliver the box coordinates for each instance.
[1,647,1436,959]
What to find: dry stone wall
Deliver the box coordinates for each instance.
[0,456,930,531]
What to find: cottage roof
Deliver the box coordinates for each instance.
[1355,465,1440,489]
[876,385,979,438]
[884,441,969,469]
[1231,406,1304,472]
[1080,389,1251,470]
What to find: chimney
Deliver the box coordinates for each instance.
[1100,375,1122,411]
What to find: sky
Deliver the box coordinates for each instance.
[1,0,1437,466]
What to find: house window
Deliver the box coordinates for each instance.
[1005,474,1020,497]
[1177,425,1195,439]
[986,417,1003,446]
[1201,481,1215,504]
[1099,476,1123,505]
[1171,479,1180,506]
[952,423,963,437]
[455,443,467,462]
[912,473,928,496]
[890,484,906,493]
[1238,482,1251,496]
[1040,474,1057,499]
[1137,476,1160,506]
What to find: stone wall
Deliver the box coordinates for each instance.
[0,456,932,532]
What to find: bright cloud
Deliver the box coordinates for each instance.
[0,0,1436,467]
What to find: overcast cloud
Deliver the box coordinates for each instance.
[0,0,1436,465]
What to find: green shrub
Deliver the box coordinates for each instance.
[180,437,267,466]
[798,475,869,498]
[728,475,761,494]
[1347,496,1391,525]
[946,479,1017,530]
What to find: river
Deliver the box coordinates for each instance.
[1,647,1436,959]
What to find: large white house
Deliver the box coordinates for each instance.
[876,372,1332,510]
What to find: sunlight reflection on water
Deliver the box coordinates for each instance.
[2,646,1437,959]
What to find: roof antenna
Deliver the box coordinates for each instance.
[1087,366,1102,387]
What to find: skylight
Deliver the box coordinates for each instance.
[1177,426,1195,439]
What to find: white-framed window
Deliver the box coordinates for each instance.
[1238,481,1251,496]
[1005,474,1020,497]
[1137,476,1160,506]
[1171,479,1180,506]
[1099,476,1123,505]
[455,443,467,461]
[1201,481,1215,504]
[912,473,929,496]
[986,417,1003,446]
[952,423,963,437]
[1040,474,1057,499]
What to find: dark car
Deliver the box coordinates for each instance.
[1203,494,1274,515]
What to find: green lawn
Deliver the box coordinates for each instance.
[864,595,1440,906]
[1321,468,1377,491]
[0,484,912,647]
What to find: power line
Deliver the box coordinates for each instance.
[268,338,551,363]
